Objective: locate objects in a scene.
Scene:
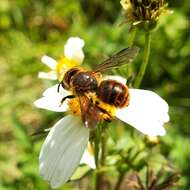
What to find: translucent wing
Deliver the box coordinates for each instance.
[78,95,102,129]
[94,46,139,72]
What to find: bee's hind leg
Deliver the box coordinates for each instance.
[96,105,112,122]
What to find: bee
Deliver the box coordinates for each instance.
[97,79,129,108]
[58,46,139,128]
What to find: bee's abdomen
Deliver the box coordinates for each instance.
[97,80,129,108]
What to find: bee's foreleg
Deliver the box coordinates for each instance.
[57,81,67,93]
[57,83,61,93]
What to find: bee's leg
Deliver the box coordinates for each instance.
[57,81,66,92]
[57,83,61,93]
[96,105,112,122]
[59,95,76,106]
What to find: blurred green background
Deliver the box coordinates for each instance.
[0,0,189,189]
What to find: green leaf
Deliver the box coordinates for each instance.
[70,165,91,181]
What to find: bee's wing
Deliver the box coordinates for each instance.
[78,95,102,128]
[94,46,139,72]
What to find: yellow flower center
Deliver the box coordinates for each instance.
[89,93,116,120]
[67,93,116,122]
[56,56,79,81]
[67,97,81,116]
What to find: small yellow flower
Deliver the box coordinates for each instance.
[38,37,85,81]
[120,0,171,30]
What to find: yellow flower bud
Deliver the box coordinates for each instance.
[120,0,171,31]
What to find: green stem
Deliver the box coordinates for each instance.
[94,136,99,168]
[95,171,101,190]
[114,171,125,190]
[95,124,107,190]
[100,130,106,166]
[128,27,137,47]
[127,27,137,80]
[94,125,100,190]
[134,32,151,88]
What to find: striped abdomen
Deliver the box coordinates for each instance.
[97,80,129,108]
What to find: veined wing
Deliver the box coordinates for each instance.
[78,95,102,129]
[94,46,139,72]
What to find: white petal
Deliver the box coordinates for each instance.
[39,116,89,189]
[41,55,57,69]
[38,71,57,80]
[34,95,68,112]
[80,143,96,169]
[42,84,70,97]
[64,37,85,64]
[34,85,70,112]
[103,75,127,85]
[116,89,169,136]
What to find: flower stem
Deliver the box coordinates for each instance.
[114,171,125,190]
[128,27,137,47]
[127,27,137,81]
[100,130,106,167]
[94,127,100,168]
[95,124,107,190]
[95,126,101,190]
[95,171,101,190]
[134,31,151,88]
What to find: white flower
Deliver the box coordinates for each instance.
[34,79,169,188]
[38,37,85,81]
